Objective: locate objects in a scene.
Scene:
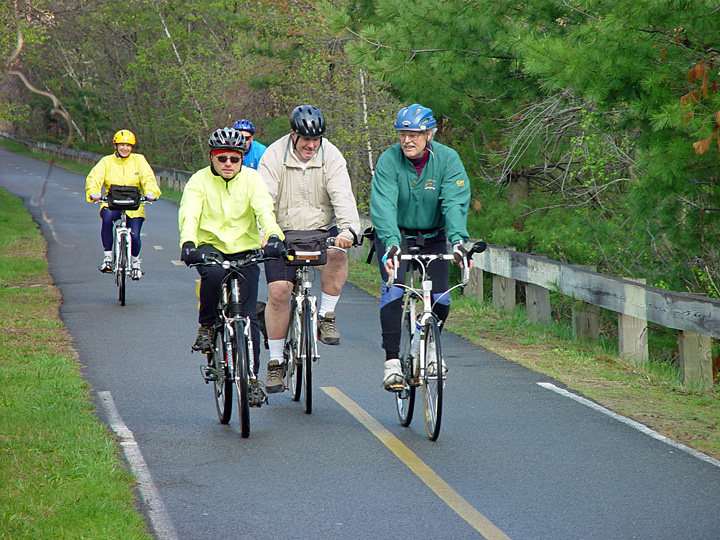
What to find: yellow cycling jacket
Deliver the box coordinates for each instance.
[85,153,162,219]
[178,165,284,254]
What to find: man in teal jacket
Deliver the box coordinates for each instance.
[370,104,471,391]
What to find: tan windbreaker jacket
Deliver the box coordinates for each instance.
[258,134,361,242]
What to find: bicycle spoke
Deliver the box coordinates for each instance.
[422,318,443,441]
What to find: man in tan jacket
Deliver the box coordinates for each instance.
[257,105,361,393]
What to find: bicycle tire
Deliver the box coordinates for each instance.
[212,326,233,424]
[117,233,128,306]
[286,301,302,401]
[302,298,313,414]
[234,320,251,438]
[422,317,443,441]
[396,299,416,427]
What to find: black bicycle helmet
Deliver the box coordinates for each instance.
[208,128,248,153]
[290,105,326,137]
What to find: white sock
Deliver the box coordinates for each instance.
[104,251,112,258]
[268,339,285,363]
[319,293,339,317]
[132,256,140,264]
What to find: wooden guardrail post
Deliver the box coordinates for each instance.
[526,282,551,325]
[572,265,599,339]
[492,247,515,313]
[678,330,713,387]
[464,266,483,301]
[618,277,648,365]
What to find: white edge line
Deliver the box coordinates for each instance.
[97,391,179,540]
[537,382,720,469]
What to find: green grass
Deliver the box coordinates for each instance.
[0,188,153,539]
[348,258,720,459]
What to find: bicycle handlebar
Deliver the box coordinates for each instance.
[386,240,487,288]
[190,248,281,270]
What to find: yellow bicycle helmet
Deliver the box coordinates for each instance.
[113,129,136,145]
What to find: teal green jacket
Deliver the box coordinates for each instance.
[370,141,471,248]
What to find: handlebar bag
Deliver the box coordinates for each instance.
[284,229,329,266]
[107,184,141,211]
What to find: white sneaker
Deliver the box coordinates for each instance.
[131,259,143,280]
[99,255,113,273]
[382,359,403,391]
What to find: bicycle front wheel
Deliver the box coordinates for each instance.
[233,321,251,438]
[212,326,233,424]
[117,234,128,306]
[301,299,313,414]
[422,317,443,441]
[396,300,416,427]
[286,306,302,401]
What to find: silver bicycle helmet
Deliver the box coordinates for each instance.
[290,105,326,137]
[208,128,248,153]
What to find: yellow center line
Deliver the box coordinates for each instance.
[321,387,513,540]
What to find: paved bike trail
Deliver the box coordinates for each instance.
[2,147,719,540]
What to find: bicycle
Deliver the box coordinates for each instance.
[388,240,486,440]
[97,187,150,306]
[195,250,275,438]
[283,231,357,414]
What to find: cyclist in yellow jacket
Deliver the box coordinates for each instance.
[85,129,161,279]
[178,128,284,401]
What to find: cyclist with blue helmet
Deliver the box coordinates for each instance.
[232,119,267,170]
[370,104,472,391]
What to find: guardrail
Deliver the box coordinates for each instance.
[0,131,193,191]
[4,131,715,386]
[464,245,717,386]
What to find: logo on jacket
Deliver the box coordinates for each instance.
[424,179,437,190]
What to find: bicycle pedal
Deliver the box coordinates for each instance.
[200,365,217,383]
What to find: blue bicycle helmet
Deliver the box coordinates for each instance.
[232,119,255,134]
[208,128,248,153]
[290,105,326,137]
[394,104,437,131]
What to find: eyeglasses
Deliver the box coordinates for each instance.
[215,155,242,163]
[398,131,424,141]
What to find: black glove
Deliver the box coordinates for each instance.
[181,241,203,266]
[453,243,470,266]
[263,234,285,258]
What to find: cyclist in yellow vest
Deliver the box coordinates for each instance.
[86,129,161,280]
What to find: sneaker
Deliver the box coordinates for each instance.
[131,259,143,280]
[382,359,403,392]
[426,360,448,377]
[265,360,286,394]
[192,325,213,353]
[318,312,340,345]
[249,379,267,407]
[99,255,113,273]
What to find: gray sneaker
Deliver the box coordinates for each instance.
[318,312,340,345]
[192,325,213,353]
[265,360,286,394]
[249,379,267,407]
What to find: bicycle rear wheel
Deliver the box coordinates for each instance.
[286,305,302,401]
[422,317,443,441]
[117,234,128,306]
[396,299,416,427]
[233,320,251,438]
[301,299,313,414]
[212,326,233,424]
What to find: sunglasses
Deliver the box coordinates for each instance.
[215,155,242,163]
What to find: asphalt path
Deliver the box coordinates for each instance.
[2,147,720,540]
